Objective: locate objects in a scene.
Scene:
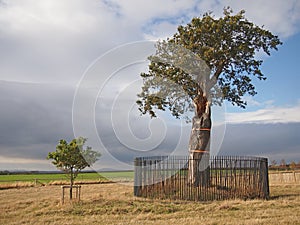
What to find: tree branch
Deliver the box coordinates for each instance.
[208,60,225,89]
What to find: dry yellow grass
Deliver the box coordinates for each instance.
[0,183,299,225]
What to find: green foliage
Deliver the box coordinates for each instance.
[47,137,101,185]
[137,7,282,120]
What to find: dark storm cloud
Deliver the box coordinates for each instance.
[0,80,190,170]
[219,123,300,162]
[1,80,299,171]
[0,81,74,160]
[94,95,191,165]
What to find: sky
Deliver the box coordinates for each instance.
[0,0,299,171]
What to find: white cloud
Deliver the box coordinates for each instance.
[219,0,300,38]
[226,101,300,124]
[143,21,178,40]
[0,156,46,165]
[0,0,112,33]
[0,0,144,84]
[0,0,299,85]
[111,0,196,21]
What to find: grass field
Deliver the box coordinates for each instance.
[0,171,134,187]
[0,182,299,225]
[0,171,299,224]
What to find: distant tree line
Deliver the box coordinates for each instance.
[269,159,300,171]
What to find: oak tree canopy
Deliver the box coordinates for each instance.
[137,8,282,121]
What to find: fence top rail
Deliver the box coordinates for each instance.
[61,185,81,188]
[134,155,268,162]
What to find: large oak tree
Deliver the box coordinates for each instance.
[137,8,282,186]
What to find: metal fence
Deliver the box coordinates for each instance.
[134,156,269,201]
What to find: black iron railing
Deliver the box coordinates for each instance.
[134,155,269,201]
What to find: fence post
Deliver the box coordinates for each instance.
[134,158,142,196]
[61,186,65,204]
[61,185,81,204]
[265,158,270,199]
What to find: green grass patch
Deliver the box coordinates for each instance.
[99,171,134,180]
[0,172,106,184]
[0,171,134,185]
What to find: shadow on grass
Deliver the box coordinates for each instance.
[269,193,300,200]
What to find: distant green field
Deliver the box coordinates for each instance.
[99,171,134,180]
[0,171,134,184]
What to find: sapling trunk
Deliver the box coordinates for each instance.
[70,169,73,199]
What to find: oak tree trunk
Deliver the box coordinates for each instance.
[188,93,211,186]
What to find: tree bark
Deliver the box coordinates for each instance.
[188,94,211,186]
